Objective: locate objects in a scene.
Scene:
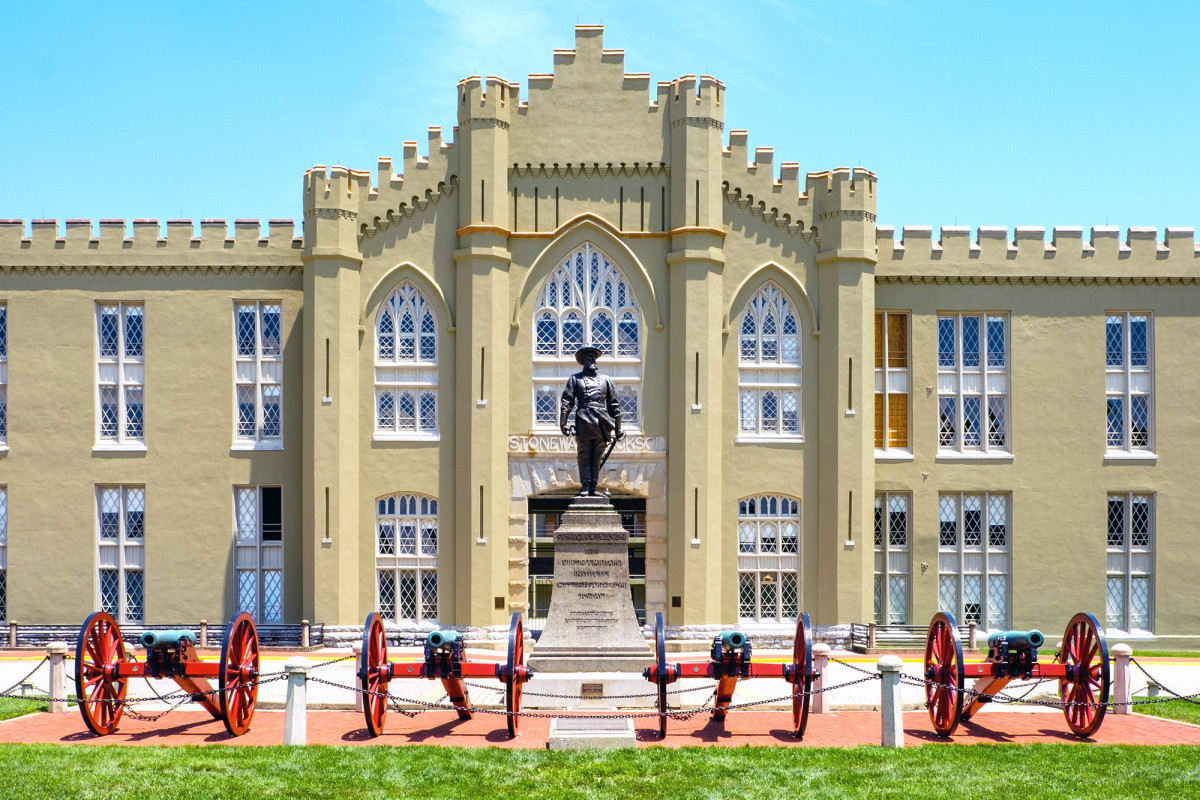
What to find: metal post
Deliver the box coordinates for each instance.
[47,641,69,714]
[302,620,311,650]
[867,622,877,650]
[877,655,904,748]
[811,643,831,714]
[199,619,208,649]
[1111,643,1132,715]
[968,622,977,650]
[283,657,311,745]
[351,641,364,713]
[8,620,16,648]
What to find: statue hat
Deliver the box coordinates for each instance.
[574,346,602,365]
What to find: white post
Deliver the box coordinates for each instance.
[283,657,311,745]
[351,641,364,713]
[301,620,311,650]
[46,642,69,714]
[811,643,831,714]
[877,655,904,748]
[1111,643,1132,715]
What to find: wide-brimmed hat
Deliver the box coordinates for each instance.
[574,346,602,365]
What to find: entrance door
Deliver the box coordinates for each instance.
[526,490,646,635]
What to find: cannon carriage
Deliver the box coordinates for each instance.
[923,611,1111,737]
[642,611,818,739]
[358,611,532,738]
[74,611,260,736]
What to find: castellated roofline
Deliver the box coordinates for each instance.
[877,225,1199,266]
[0,218,300,251]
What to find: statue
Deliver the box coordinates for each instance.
[559,346,624,496]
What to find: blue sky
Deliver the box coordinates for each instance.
[3,1,1197,234]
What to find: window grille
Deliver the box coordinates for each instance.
[937,314,1008,453]
[873,493,910,624]
[738,284,802,437]
[1106,493,1154,632]
[376,493,439,623]
[938,493,1009,630]
[97,486,145,624]
[234,486,284,622]
[532,243,642,429]
[874,312,909,450]
[1105,313,1153,452]
[96,303,144,445]
[234,302,283,445]
[737,495,800,622]
[376,284,438,438]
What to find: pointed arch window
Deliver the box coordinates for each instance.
[738,283,802,439]
[532,243,643,429]
[375,282,438,439]
[737,494,800,623]
[376,493,439,623]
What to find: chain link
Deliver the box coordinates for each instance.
[0,657,49,699]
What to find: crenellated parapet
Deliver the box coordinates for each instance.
[666,75,725,129]
[457,75,519,127]
[0,218,301,270]
[805,167,877,259]
[721,130,813,237]
[876,225,1200,281]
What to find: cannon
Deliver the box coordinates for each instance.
[358,611,532,739]
[923,611,1110,738]
[642,611,817,739]
[74,611,260,736]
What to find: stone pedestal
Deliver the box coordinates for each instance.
[528,496,653,672]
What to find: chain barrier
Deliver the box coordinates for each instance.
[0,657,49,700]
[1130,656,1200,708]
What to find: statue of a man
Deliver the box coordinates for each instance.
[560,346,623,496]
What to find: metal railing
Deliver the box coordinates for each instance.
[851,621,977,651]
[3,619,323,649]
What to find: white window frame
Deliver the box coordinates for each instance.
[97,485,145,625]
[375,493,439,624]
[532,243,642,431]
[234,486,284,623]
[737,283,802,441]
[874,493,910,625]
[233,302,283,450]
[0,302,7,448]
[0,487,7,621]
[1106,313,1153,454]
[95,302,145,450]
[736,495,800,623]
[938,492,1010,631]
[875,311,910,454]
[375,283,439,440]
[1106,493,1154,634]
[937,313,1009,455]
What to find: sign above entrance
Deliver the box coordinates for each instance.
[509,434,666,455]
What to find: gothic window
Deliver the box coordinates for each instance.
[97,486,145,624]
[376,493,439,623]
[234,486,284,623]
[375,283,438,438]
[1106,313,1153,452]
[234,302,283,447]
[532,243,642,429]
[96,303,144,447]
[938,314,1009,453]
[737,495,800,623]
[938,493,1010,630]
[738,284,802,438]
[1106,493,1153,632]
[873,493,911,624]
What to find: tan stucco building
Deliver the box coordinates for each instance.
[1,27,1196,644]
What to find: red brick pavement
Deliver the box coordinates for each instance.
[2,708,1198,748]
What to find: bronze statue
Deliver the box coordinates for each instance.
[560,346,623,496]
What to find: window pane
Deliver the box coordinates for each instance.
[1107,497,1125,546]
[937,317,955,367]
[262,385,281,437]
[739,573,755,619]
[125,571,144,623]
[939,495,958,547]
[124,386,144,439]
[99,306,119,356]
[237,385,257,437]
[399,571,417,620]
[1105,316,1123,367]
[938,397,957,448]
[1106,576,1125,630]
[100,570,119,615]
[261,305,282,357]
[1129,316,1148,367]
[378,571,396,619]
[962,396,981,447]
[262,570,282,622]
[261,487,282,541]
[238,571,256,616]
[1107,398,1124,448]
[1131,498,1151,547]
[420,571,438,620]
[123,306,143,358]
[888,576,907,624]
[961,316,980,367]
[986,316,1005,368]
[237,306,257,356]
[987,396,1006,449]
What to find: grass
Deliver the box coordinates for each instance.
[0,744,1199,799]
[1134,698,1200,726]
[1130,651,1200,659]
[0,697,47,721]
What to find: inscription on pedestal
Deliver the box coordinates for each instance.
[527,497,653,673]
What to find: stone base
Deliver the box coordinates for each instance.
[548,715,637,749]
[523,672,659,709]
[528,648,652,674]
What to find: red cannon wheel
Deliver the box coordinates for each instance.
[792,612,814,738]
[924,611,964,737]
[219,612,260,736]
[654,612,669,739]
[505,613,525,738]
[361,612,389,736]
[75,611,128,735]
[1058,612,1110,737]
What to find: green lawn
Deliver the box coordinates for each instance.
[1131,651,1200,659]
[1135,698,1200,726]
[0,697,47,721]
[0,744,1198,799]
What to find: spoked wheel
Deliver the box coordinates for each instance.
[361,612,390,737]
[505,613,525,739]
[924,611,965,737]
[219,611,260,736]
[1059,612,1110,737]
[75,611,128,735]
[654,612,669,739]
[792,612,814,738]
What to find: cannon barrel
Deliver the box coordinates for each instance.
[987,629,1045,650]
[717,630,747,650]
[139,629,198,649]
[427,630,461,648]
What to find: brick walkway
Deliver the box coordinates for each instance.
[3,708,1198,748]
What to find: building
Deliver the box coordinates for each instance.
[1,27,1197,645]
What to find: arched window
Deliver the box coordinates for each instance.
[532,243,643,429]
[376,493,438,623]
[737,494,800,623]
[375,282,438,438]
[737,283,802,438]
